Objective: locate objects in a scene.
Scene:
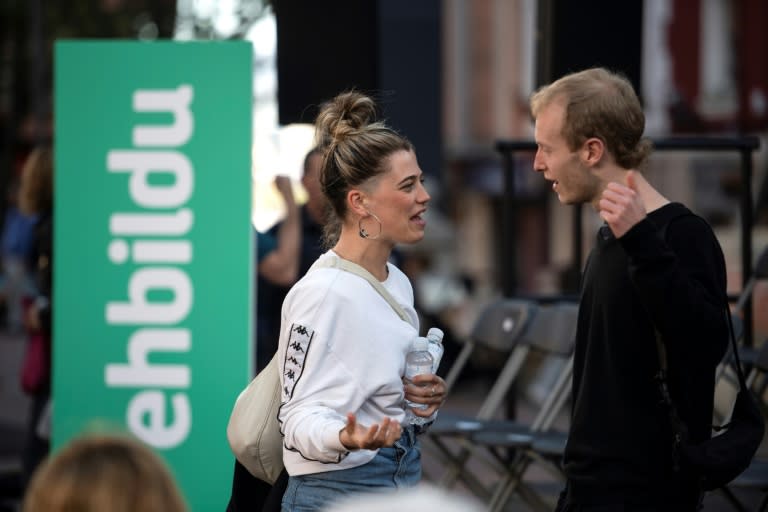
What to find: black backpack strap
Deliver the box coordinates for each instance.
[651,207,744,469]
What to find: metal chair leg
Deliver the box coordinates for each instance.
[718,485,750,512]
[758,490,768,512]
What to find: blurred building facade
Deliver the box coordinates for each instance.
[0,0,767,318]
[440,0,768,307]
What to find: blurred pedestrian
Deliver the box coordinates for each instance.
[0,178,37,333]
[256,148,325,373]
[16,145,54,490]
[298,146,326,275]
[255,175,302,288]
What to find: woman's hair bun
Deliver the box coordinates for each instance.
[315,91,378,146]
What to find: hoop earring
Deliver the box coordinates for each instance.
[358,213,382,240]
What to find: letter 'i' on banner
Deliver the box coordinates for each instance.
[54,41,253,510]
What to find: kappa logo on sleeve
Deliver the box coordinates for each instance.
[283,323,313,400]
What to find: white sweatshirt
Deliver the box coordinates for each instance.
[277,251,419,476]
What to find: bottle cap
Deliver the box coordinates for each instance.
[427,327,444,342]
[413,336,428,351]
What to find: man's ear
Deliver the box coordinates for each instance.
[582,137,605,166]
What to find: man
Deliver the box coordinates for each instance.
[256,148,325,372]
[531,68,728,510]
[257,175,302,287]
[298,147,327,275]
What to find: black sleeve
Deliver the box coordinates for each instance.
[619,214,728,362]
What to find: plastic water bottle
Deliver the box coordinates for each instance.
[404,336,434,425]
[426,327,444,374]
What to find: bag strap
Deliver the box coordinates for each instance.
[649,209,746,471]
[655,304,746,397]
[653,302,742,473]
[655,308,745,388]
[652,208,748,396]
[309,253,414,327]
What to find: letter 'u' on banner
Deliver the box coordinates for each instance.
[54,41,253,510]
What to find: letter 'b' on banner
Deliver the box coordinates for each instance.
[54,41,253,510]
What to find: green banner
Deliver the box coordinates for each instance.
[54,41,253,510]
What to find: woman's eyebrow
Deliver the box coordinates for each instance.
[397,174,419,186]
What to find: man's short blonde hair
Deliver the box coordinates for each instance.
[530,67,652,170]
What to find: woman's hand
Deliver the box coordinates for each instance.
[339,413,402,450]
[403,374,447,417]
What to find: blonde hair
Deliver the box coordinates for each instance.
[22,434,188,512]
[530,67,652,170]
[18,145,53,216]
[314,91,413,246]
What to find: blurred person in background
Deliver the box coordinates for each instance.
[255,175,302,289]
[0,177,37,333]
[22,433,187,512]
[297,146,327,276]
[16,146,54,491]
[256,150,324,373]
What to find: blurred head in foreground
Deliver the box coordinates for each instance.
[322,484,484,512]
[23,433,188,512]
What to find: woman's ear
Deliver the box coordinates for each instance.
[581,137,605,166]
[347,189,368,217]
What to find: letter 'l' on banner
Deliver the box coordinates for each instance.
[54,41,253,510]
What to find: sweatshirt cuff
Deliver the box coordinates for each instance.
[322,421,350,460]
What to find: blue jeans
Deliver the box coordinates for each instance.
[281,427,421,512]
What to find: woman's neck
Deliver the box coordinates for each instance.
[333,233,392,281]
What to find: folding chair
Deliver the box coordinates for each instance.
[711,245,768,426]
[423,298,539,494]
[441,298,537,394]
[713,244,768,400]
[467,302,578,512]
[702,245,768,510]
[427,300,578,507]
[734,245,768,315]
[719,338,768,511]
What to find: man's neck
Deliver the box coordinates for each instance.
[630,172,670,213]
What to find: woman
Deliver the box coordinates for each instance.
[277,91,447,511]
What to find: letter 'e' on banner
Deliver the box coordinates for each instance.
[54,41,253,509]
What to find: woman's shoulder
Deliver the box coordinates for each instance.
[285,261,368,308]
[285,253,414,312]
